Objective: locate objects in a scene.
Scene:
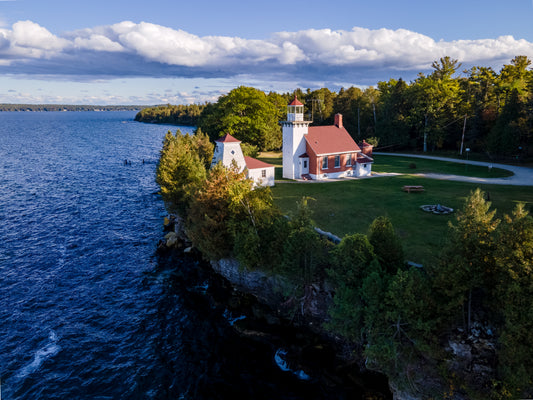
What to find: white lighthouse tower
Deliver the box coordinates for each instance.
[281,97,311,179]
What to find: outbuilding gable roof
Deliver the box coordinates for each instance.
[244,156,274,170]
[305,125,360,156]
[216,133,241,143]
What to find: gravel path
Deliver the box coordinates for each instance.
[374,152,533,186]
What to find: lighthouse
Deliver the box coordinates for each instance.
[281,97,311,179]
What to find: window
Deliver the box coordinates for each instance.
[261,169,266,178]
[322,157,328,170]
[334,155,340,168]
[346,154,351,166]
[303,160,307,168]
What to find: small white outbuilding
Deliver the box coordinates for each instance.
[210,133,275,187]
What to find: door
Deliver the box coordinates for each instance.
[300,157,309,175]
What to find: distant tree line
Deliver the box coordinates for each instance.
[134,103,206,125]
[0,104,143,112]
[157,126,533,398]
[141,55,533,160]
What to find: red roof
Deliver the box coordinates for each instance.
[356,153,374,164]
[216,133,241,143]
[244,156,274,170]
[289,96,303,106]
[305,125,360,156]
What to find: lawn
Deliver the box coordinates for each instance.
[269,175,533,266]
[261,151,533,264]
[258,151,284,179]
[371,154,513,178]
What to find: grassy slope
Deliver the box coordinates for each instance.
[260,151,533,265]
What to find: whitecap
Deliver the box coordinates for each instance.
[15,330,60,379]
[274,348,291,372]
[222,309,246,326]
[274,348,311,380]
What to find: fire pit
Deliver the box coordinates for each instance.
[420,204,454,215]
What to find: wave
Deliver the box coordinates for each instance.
[15,331,60,380]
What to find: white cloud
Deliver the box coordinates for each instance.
[0,20,532,85]
[11,20,68,52]
[73,34,124,52]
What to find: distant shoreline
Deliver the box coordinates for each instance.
[0,104,150,112]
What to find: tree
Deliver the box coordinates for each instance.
[327,233,381,341]
[328,233,377,286]
[411,58,463,152]
[435,188,500,330]
[306,87,336,124]
[228,181,284,270]
[376,78,412,148]
[280,197,330,285]
[134,103,206,125]
[463,66,499,150]
[193,127,215,169]
[386,267,439,350]
[156,130,208,212]
[499,55,532,95]
[487,88,529,157]
[431,56,462,80]
[198,86,282,151]
[368,216,404,274]
[493,204,533,395]
[185,163,245,260]
[333,86,365,139]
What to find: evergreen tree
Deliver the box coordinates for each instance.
[280,198,329,285]
[493,204,533,395]
[368,216,404,274]
[156,130,208,212]
[376,78,412,148]
[435,188,500,330]
[326,233,381,341]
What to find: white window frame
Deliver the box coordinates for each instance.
[334,155,340,168]
[322,156,328,170]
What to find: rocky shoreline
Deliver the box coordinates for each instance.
[158,214,505,400]
[157,214,393,399]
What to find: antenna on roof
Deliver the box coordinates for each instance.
[307,99,323,122]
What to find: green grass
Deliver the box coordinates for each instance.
[389,149,533,168]
[373,154,513,178]
[258,151,284,180]
[261,151,531,264]
[271,177,533,266]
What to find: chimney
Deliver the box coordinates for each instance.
[334,113,343,128]
[361,140,373,156]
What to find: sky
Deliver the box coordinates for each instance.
[1,0,533,105]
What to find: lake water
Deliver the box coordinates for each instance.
[0,111,389,399]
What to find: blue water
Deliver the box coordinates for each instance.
[0,112,197,398]
[0,111,387,399]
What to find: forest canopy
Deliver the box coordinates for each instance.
[139,56,533,160]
